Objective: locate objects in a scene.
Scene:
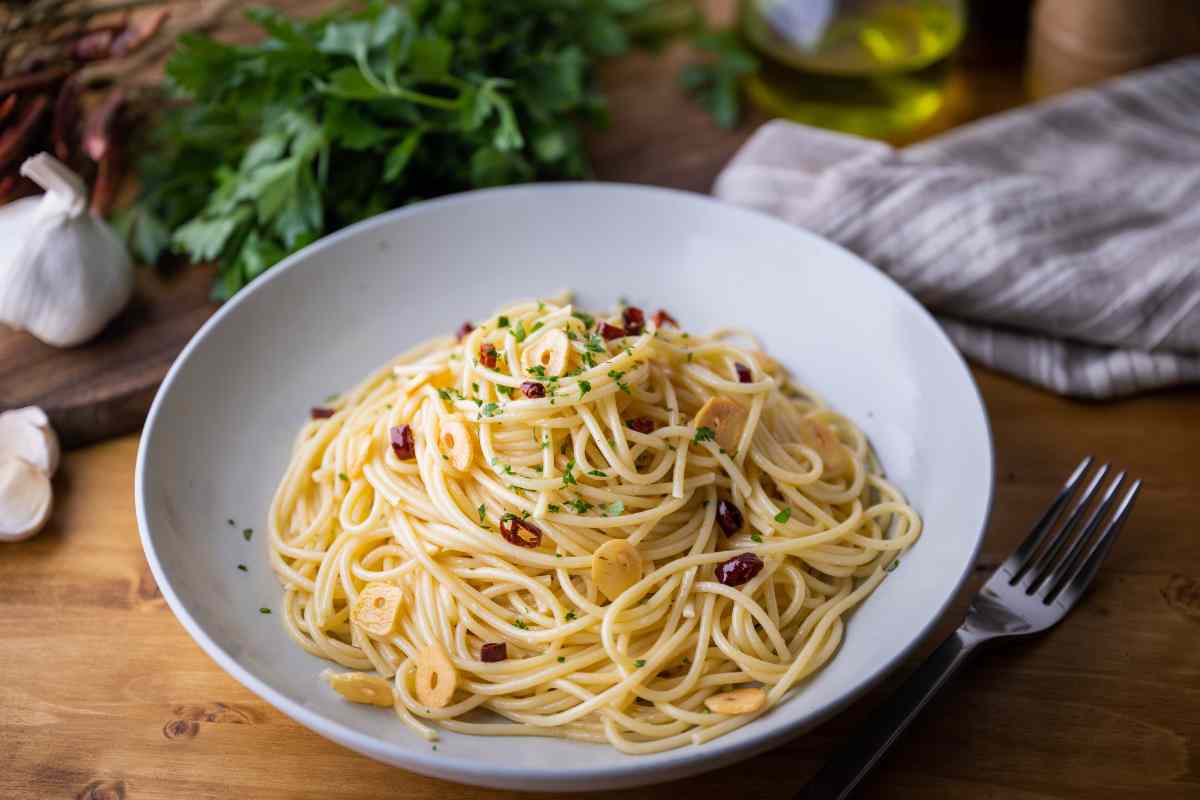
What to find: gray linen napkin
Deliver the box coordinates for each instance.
[713,58,1200,399]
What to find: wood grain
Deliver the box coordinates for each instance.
[4,2,1200,798]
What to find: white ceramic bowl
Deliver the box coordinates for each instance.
[136,183,992,792]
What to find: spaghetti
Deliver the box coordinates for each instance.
[268,294,921,753]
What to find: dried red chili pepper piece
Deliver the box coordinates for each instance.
[456,321,474,340]
[622,306,645,336]
[479,342,498,369]
[735,363,752,383]
[390,425,415,460]
[599,321,625,341]
[652,309,678,328]
[310,407,335,419]
[500,515,543,548]
[715,500,743,535]
[627,417,655,435]
[480,642,507,662]
[520,381,546,398]
[715,553,763,587]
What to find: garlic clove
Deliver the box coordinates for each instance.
[0,406,60,476]
[0,455,53,542]
[0,153,133,348]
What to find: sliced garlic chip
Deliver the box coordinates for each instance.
[0,406,59,476]
[520,329,570,377]
[0,455,53,542]
[350,582,405,638]
[323,670,395,708]
[438,418,473,471]
[414,642,458,708]
[704,686,766,715]
[693,396,748,452]
[592,539,643,602]
[797,417,851,479]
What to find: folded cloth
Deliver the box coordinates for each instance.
[713,57,1200,399]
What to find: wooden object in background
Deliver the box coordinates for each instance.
[0,265,216,448]
[1029,0,1200,98]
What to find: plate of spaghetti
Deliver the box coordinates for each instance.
[136,183,992,791]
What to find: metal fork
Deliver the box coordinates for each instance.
[797,457,1141,800]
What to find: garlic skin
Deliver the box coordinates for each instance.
[0,455,53,542]
[0,406,60,476]
[0,153,133,347]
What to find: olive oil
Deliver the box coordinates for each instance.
[741,0,966,137]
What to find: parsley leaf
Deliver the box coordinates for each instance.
[562,459,578,486]
[693,427,716,444]
[567,497,593,514]
[122,0,659,298]
[578,380,592,399]
[498,315,510,328]
[606,500,625,516]
[478,504,487,524]
[774,508,792,523]
[634,659,646,668]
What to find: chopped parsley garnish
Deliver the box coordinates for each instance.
[558,656,566,663]
[513,619,528,630]
[471,382,480,395]
[530,321,544,334]
[751,533,763,543]
[608,369,631,394]
[566,498,593,514]
[565,611,577,621]
[572,310,595,329]
[513,321,528,343]
[581,350,596,369]
[578,380,592,399]
[338,472,349,482]
[693,427,716,444]
[478,504,487,524]
[237,564,247,572]
[634,659,646,668]
[547,503,561,512]
[437,388,463,402]
[537,300,545,312]
[588,469,607,478]
[259,607,271,614]
[497,315,510,328]
[606,501,625,516]
[774,508,792,523]
[480,403,500,418]
[585,334,605,354]
[242,528,253,541]
[528,365,547,378]
[496,384,514,398]
[541,436,550,449]
[562,459,578,486]
[884,559,901,572]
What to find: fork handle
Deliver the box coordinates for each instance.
[795,628,979,800]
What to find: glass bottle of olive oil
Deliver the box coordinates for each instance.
[741,0,966,138]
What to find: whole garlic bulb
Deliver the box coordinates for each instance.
[0,152,133,347]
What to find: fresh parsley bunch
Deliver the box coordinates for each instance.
[120,0,664,299]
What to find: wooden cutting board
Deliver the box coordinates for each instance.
[0,264,217,449]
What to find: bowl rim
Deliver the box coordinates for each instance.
[135,181,993,790]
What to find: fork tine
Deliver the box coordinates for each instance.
[1050,480,1141,607]
[1032,472,1125,596]
[1016,462,1108,586]
[1003,456,1093,582]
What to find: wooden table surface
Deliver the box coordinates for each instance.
[5,6,1200,800]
